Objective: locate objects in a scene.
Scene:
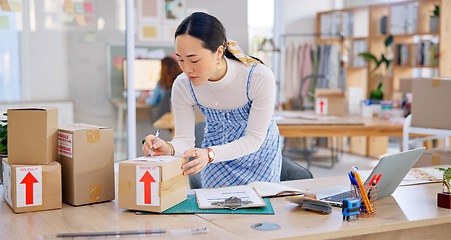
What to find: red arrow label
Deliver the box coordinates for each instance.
[20,172,39,205]
[319,100,324,113]
[139,170,156,204]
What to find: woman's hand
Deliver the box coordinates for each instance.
[181,148,209,175]
[141,135,172,156]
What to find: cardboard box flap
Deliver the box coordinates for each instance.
[123,156,185,181]
[8,107,57,111]
[59,123,111,132]
[315,88,344,97]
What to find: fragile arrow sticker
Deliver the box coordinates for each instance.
[16,166,43,207]
[315,97,328,115]
[136,165,160,206]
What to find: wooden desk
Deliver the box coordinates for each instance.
[0,185,237,239]
[153,112,404,138]
[1,178,450,239]
[199,178,451,240]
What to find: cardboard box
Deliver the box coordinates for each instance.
[315,89,346,116]
[411,78,451,129]
[2,159,62,213]
[413,146,451,168]
[58,124,115,206]
[399,78,413,93]
[7,107,58,165]
[118,156,187,213]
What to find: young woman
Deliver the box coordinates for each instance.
[145,56,182,107]
[142,12,281,188]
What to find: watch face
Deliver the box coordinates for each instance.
[208,148,215,159]
[208,151,214,159]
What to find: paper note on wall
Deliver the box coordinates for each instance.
[0,16,9,29]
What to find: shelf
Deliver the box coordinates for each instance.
[393,65,438,69]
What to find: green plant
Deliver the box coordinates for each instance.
[358,35,393,100]
[432,3,440,17]
[0,113,7,155]
[437,167,451,194]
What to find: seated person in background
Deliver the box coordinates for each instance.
[147,56,182,122]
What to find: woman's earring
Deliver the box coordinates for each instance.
[216,60,222,70]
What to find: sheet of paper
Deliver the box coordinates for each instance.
[135,156,180,163]
[247,181,304,197]
[195,185,265,209]
[401,165,449,186]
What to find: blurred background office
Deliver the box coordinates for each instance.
[0,0,406,164]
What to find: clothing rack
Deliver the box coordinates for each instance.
[277,32,345,169]
[276,32,345,103]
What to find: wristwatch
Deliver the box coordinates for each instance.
[206,147,215,163]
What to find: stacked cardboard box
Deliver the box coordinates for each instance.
[118,156,187,213]
[58,124,115,206]
[315,89,347,116]
[3,107,62,213]
[411,78,451,130]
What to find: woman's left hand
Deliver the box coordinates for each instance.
[181,148,209,175]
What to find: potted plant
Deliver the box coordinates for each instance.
[430,3,440,33]
[436,166,451,209]
[0,112,7,184]
[358,35,394,102]
[0,117,7,155]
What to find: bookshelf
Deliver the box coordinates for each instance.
[315,0,451,158]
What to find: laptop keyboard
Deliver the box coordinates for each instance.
[321,191,351,202]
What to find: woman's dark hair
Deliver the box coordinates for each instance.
[160,56,182,90]
[175,12,262,63]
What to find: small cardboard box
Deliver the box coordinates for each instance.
[2,159,62,213]
[7,107,58,165]
[414,146,451,168]
[411,78,451,129]
[315,89,346,116]
[58,124,115,206]
[118,156,187,213]
[399,78,413,93]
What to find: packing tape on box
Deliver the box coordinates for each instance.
[432,79,441,88]
[87,129,100,144]
[160,174,186,196]
[89,184,103,202]
[432,153,441,165]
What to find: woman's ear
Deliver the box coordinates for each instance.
[216,45,224,59]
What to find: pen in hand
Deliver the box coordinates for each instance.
[148,129,160,157]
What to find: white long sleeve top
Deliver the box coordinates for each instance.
[170,57,277,162]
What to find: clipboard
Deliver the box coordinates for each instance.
[195,186,267,210]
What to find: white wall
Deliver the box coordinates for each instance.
[344,0,408,7]
[185,0,248,52]
[20,1,69,101]
[17,0,248,129]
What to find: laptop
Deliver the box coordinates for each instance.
[317,147,426,207]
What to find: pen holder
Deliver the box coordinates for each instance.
[350,184,377,218]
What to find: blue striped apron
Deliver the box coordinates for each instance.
[188,65,282,188]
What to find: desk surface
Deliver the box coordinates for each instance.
[1,177,451,239]
[153,112,404,137]
[198,178,451,240]
[0,184,236,239]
